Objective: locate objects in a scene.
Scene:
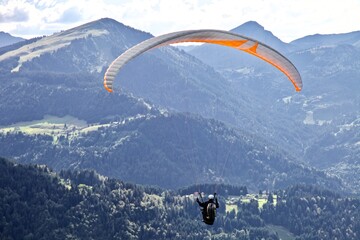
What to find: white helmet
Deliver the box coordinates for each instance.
[208,194,214,200]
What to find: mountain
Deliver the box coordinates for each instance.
[0,18,149,74]
[291,31,360,50]
[231,21,290,52]
[0,112,344,191]
[0,31,24,48]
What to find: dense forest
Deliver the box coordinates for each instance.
[0,157,277,239]
[1,157,359,240]
[261,185,360,239]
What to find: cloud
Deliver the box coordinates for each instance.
[55,6,83,23]
[0,0,89,38]
[1,0,360,41]
[0,6,29,22]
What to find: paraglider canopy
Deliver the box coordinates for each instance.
[104,29,302,92]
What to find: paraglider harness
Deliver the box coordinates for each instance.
[196,193,219,225]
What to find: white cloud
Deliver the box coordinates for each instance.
[0,7,29,22]
[1,0,360,41]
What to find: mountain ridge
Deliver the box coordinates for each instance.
[0,111,345,191]
[231,21,290,52]
[0,31,25,48]
[291,30,360,49]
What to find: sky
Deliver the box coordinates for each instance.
[1,0,360,42]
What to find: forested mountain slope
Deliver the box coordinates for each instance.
[0,112,343,191]
[1,158,359,240]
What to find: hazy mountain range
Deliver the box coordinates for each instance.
[0,18,358,193]
[0,31,25,48]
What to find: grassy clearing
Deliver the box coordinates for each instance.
[0,115,87,135]
[242,194,277,209]
[225,193,277,214]
[59,178,72,190]
[0,115,113,144]
[225,204,238,214]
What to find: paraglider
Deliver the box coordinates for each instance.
[103,29,302,225]
[103,29,302,93]
[196,192,219,225]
